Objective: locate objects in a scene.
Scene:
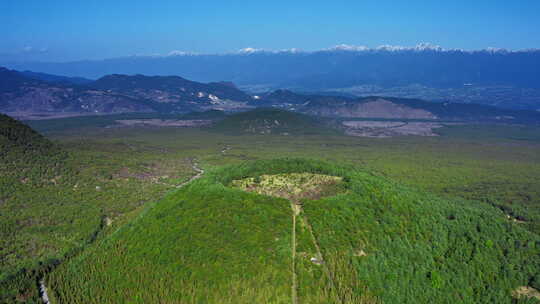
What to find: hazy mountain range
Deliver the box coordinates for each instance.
[0,67,252,116]
[1,66,540,124]
[3,44,540,110]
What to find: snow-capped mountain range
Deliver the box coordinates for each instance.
[122,43,540,58]
[161,43,539,56]
[3,43,540,110]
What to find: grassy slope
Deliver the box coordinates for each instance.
[48,172,293,304]
[48,159,540,303]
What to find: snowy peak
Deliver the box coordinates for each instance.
[164,43,540,57]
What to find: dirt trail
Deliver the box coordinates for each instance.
[290,201,342,304]
[302,213,343,304]
[174,160,204,188]
[150,159,204,189]
[291,202,298,304]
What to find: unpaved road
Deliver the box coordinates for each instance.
[175,161,204,188]
[291,202,342,304]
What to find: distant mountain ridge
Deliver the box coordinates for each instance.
[0,67,154,115]
[0,68,254,116]
[253,90,540,123]
[6,45,540,110]
[1,67,540,124]
[91,73,252,105]
[9,46,540,88]
[235,43,540,54]
[20,71,92,85]
[301,96,540,122]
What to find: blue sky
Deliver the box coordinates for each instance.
[1,0,539,62]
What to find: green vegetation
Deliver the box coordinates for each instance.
[0,113,67,188]
[2,112,540,303]
[437,123,540,142]
[47,167,294,303]
[0,116,197,303]
[46,159,540,303]
[210,108,337,135]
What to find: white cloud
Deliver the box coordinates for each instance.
[21,46,48,53]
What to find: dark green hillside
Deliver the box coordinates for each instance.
[0,114,70,302]
[47,159,540,303]
[210,108,337,135]
[0,114,67,189]
[0,114,197,303]
[1,113,52,149]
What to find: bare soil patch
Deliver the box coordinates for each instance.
[114,159,192,184]
[231,173,344,203]
[115,119,212,127]
[343,120,444,137]
[513,286,540,300]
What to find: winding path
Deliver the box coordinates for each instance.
[175,160,204,188]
